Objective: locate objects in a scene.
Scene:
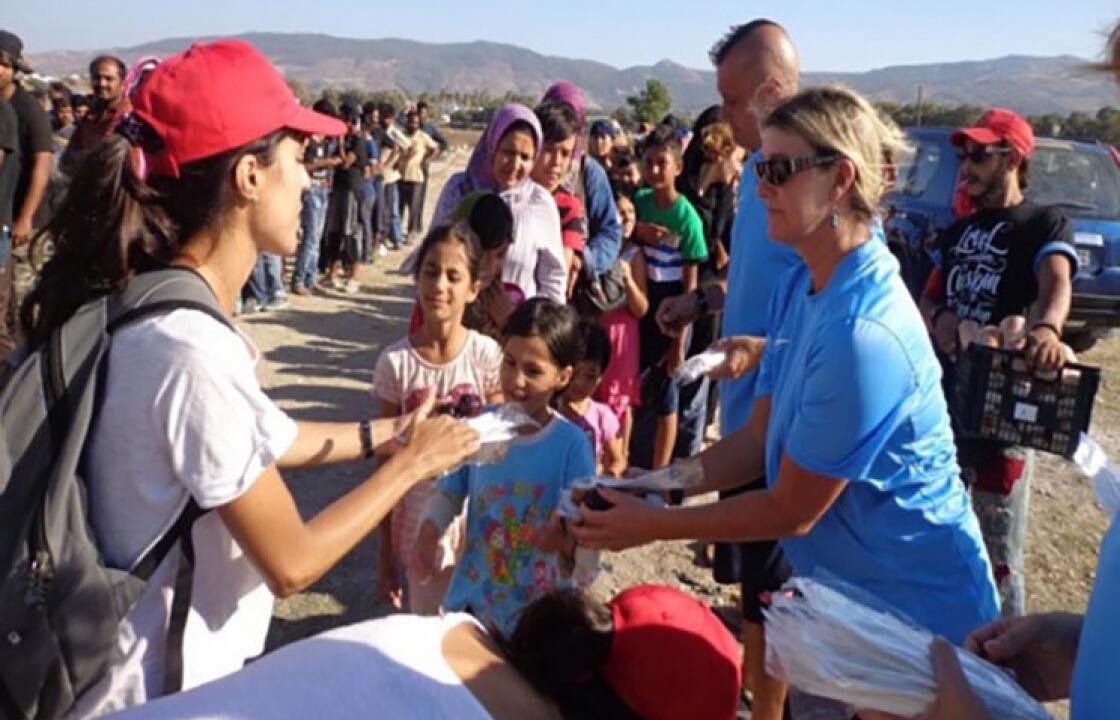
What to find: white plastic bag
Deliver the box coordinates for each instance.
[763,577,1050,719]
[1073,432,1120,518]
[673,348,727,384]
[462,405,539,465]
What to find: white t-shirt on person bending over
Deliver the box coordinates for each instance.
[66,309,298,718]
[104,613,493,720]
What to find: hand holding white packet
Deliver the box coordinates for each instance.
[763,577,1050,719]
[673,348,727,384]
[556,460,703,520]
[462,405,539,465]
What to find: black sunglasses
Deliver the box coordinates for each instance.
[955,146,1012,164]
[753,153,839,187]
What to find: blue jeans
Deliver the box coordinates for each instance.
[247,253,286,305]
[360,181,377,262]
[378,180,404,248]
[294,185,329,289]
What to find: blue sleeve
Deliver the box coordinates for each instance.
[784,319,916,481]
[581,159,622,275]
[437,463,471,502]
[564,427,597,489]
[754,268,799,398]
[1032,208,1079,277]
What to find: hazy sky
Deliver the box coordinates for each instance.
[7,0,1118,73]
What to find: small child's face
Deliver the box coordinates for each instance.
[642,146,680,190]
[616,197,636,240]
[501,335,573,418]
[565,361,603,403]
[531,136,576,192]
[417,239,481,322]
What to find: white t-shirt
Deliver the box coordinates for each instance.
[372,330,502,414]
[104,614,493,720]
[67,309,298,718]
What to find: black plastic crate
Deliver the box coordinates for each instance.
[952,345,1101,457]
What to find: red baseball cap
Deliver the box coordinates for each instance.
[950,108,1034,158]
[131,39,345,177]
[602,585,742,720]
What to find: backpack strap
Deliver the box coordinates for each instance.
[106,268,232,335]
[161,502,202,695]
[101,269,229,693]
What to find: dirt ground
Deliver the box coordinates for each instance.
[242,148,1114,718]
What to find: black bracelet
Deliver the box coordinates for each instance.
[694,287,711,317]
[1030,322,1062,340]
[359,420,374,459]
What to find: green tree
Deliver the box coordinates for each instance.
[626,79,673,124]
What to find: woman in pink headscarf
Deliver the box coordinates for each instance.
[433,104,566,303]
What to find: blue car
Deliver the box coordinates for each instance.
[885,127,1120,351]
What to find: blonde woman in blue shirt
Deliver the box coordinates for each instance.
[574,86,1000,646]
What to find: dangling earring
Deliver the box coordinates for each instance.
[830,209,840,228]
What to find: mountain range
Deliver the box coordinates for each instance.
[27,31,1119,115]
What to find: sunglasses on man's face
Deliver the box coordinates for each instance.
[955,146,1012,164]
[752,153,839,187]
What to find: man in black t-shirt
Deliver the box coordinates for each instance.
[920,108,1078,617]
[322,107,369,293]
[0,31,53,359]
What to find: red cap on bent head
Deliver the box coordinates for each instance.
[602,585,742,720]
[950,107,1035,158]
[130,39,345,177]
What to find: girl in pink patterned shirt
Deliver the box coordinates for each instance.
[373,222,503,613]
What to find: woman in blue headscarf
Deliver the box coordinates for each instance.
[433,104,566,303]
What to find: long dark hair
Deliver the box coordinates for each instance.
[413,221,484,282]
[500,298,584,370]
[20,123,291,349]
[496,589,640,720]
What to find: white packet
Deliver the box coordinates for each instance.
[1073,432,1120,518]
[763,577,1050,719]
[462,405,539,465]
[673,348,727,384]
[555,479,667,517]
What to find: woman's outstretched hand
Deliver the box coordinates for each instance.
[569,487,663,551]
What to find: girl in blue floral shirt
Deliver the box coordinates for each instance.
[416,298,595,632]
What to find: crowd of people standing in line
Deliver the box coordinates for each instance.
[1,15,1119,720]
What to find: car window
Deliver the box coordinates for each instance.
[1029,146,1120,220]
[898,140,942,200]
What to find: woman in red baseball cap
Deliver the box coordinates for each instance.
[105,584,743,720]
[19,40,479,717]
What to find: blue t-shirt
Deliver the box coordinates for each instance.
[1072,514,1120,719]
[719,152,801,435]
[755,238,999,644]
[438,414,595,633]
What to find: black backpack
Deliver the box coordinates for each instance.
[0,269,230,719]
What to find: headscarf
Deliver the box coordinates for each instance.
[542,81,587,167]
[463,103,543,193]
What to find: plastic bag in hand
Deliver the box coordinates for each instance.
[673,348,727,384]
[763,577,1050,719]
[463,405,539,465]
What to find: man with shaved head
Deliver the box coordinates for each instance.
[654,19,799,719]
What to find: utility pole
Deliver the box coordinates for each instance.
[916,85,924,127]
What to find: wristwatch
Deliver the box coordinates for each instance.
[693,287,711,317]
